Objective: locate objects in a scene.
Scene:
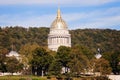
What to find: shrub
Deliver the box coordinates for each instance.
[32,78,39,80]
[95,76,110,80]
[19,78,26,80]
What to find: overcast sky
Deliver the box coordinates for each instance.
[0,0,120,30]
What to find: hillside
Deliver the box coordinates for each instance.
[0,26,120,53]
[70,29,120,53]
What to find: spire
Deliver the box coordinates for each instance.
[57,8,61,19]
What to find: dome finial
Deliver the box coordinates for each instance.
[57,8,61,19]
[51,8,67,30]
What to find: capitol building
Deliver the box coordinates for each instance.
[48,9,71,51]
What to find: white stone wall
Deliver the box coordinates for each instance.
[48,29,71,51]
[108,75,120,80]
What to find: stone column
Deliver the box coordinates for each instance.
[55,37,56,44]
[51,37,53,44]
[50,37,51,44]
[56,37,58,44]
[64,37,66,44]
[59,37,60,44]
[53,37,55,44]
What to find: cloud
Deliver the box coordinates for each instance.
[0,14,55,27]
[78,15,120,29]
[0,0,119,6]
[65,7,120,29]
[0,6,120,30]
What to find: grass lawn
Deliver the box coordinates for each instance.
[0,75,46,80]
[0,75,110,80]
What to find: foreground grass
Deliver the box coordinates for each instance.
[0,75,110,80]
[0,75,46,80]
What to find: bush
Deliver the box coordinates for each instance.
[19,78,26,80]
[95,76,110,80]
[32,78,39,80]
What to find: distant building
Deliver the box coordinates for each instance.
[48,8,71,51]
[6,51,21,60]
[2,51,22,76]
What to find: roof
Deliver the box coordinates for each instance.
[7,51,20,57]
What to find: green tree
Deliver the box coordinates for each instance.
[0,48,9,73]
[56,46,71,73]
[6,57,23,75]
[48,60,62,76]
[94,58,112,75]
[30,47,53,76]
[74,45,94,60]
[110,51,120,74]
[68,45,90,76]
[19,43,39,74]
[103,51,120,74]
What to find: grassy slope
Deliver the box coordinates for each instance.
[0,76,46,80]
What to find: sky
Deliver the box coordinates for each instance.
[0,0,120,30]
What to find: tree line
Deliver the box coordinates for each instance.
[0,26,120,75]
[0,26,120,53]
[0,44,112,77]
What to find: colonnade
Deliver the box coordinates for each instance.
[48,36,71,45]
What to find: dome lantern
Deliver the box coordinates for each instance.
[50,8,68,30]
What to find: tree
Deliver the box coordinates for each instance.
[19,43,39,74]
[110,51,120,74]
[103,51,120,74]
[48,60,62,76]
[56,46,71,73]
[73,45,94,60]
[0,48,9,73]
[6,57,23,75]
[68,45,90,76]
[0,27,120,56]
[94,58,112,75]
[30,47,53,76]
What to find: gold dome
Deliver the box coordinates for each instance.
[51,9,68,30]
